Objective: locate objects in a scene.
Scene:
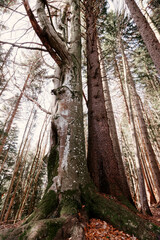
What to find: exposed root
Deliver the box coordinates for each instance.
[1,187,160,240]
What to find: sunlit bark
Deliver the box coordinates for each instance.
[120,38,151,215]
[125,0,160,75]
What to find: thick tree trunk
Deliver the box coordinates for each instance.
[124,0,160,75]
[85,0,125,197]
[98,40,131,200]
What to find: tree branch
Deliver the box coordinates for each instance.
[15,84,51,115]
[0,41,48,52]
[23,0,62,67]
[36,0,70,64]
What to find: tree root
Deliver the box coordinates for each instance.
[1,186,160,239]
[82,185,160,240]
[0,215,87,240]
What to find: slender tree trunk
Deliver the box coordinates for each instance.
[124,0,160,75]
[139,0,160,43]
[135,118,157,205]
[0,72,31,156]
[121,40,160,204]
[4,141,30,222]
[0,107,36,221]
[113,55,130,121]
[120,129,138,204]
[120,39,151,215]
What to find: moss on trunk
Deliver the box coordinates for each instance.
[82,184,160,240]
[59,190,81,216]
[25,190,58,223]
[46,145,59,192]
[1,186,160,240]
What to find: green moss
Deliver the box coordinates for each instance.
[38,190,58,217]
[116,195,137,213]
[46,146,59,192]
[19,231,27,240]
[0,235,7,240]
[45,219,64,240]
[26,190,58,223]
[60,190,81,216]
[82,184,160,240]
[21,219,65,240]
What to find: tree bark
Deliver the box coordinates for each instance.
[120,38,151,215]
[121,39,160,204]
[85,0,124,197]
[98,39,131,200]
[125,0,160,75]
[139,0,160,43]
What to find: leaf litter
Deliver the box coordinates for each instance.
[84,218,138,240]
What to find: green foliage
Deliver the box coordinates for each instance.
[0,121,18,212]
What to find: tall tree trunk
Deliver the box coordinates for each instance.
[0,71,31,156]
[85,0,125,197]
[98,39,131,200]
[139,0,160,43]
[113,55,130,121]
[120,38,151,215]
[124,0,160,75]
[0,107,36,221]
[121,39,160,204]
[1,1,160,239]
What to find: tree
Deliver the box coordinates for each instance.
[124,0,160,75]
[119,36,151,215]
[85,0,131,199]
[0,0,160,239]
[139,0,160,43]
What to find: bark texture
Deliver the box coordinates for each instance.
[125,0,160,75]
[85,0,126,197]
[120,37,160,207]
[120,38,151,215]
[98,40,131,201]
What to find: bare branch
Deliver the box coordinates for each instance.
[36,0,70,63]
[0,41,48,52]
[23,0,62,67]
[15,84,51,115]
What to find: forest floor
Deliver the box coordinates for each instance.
[84,206,160,239]
[0,206,160,239]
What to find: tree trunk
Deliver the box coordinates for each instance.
[139,0,160,43]
[0,107,35,221]
[98,39,131,200]
[0,72,30,156]
[85,0,125,197]
[121,39,160,204]
[125,0,160,75]
[120,38,151,215]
